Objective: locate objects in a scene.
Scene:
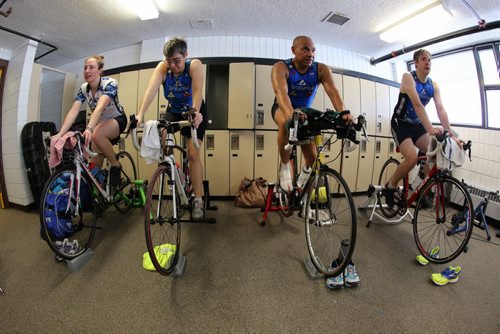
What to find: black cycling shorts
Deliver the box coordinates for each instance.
[391,117,427,147]
[163,101,208,141]
[110,113,128,145]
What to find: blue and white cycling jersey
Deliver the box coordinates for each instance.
[75,77,124,121]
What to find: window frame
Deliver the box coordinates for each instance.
[407,41,500,130]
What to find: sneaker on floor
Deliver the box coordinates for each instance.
[110,165,122,187]
[279,162,293,193]
[192,200,204,219]
[344,260,360,287]
[416,246,440,265]
[385,185,395,208]
[431,265,461,286]
[326,262,344,290]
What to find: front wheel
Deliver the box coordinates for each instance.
[39,168,97,260]
[305,167,356,277]
[113,151,138,213]
[413,175,474,264]
[144,164,182,275]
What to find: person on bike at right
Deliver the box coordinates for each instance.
[386,48,461,208]
[272,35,358,290]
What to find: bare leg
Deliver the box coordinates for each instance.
[388,138,419,188]
[188,137,204,198]
[92,119,120,167]
[274,108,291,164]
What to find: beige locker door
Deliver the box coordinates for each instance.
[117,71,139,170]
[229,131,255,195]
[322,133,342,172]
[324,73,344,110]
[205,130,229,196]
[376,83,391,137]
[343,75,361,116]
[340,75,361,190]
[255,65,277,130]
[360,79,377,136]
[228,63,255,129]
[356,139,375,192]
[254,131,279,183]
[137,68,159,121]
[389,85,399,116]
[372,137,390,186]
[341,141,360,191]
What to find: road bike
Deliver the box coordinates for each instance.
[363,133,474,264]
[261,108,366,278]
[39,122,145,261]
[133,111,215,276]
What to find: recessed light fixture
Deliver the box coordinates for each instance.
[379,2,453,43]
[121,0,159,21]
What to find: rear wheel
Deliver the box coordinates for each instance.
[39,168,97,260]
[305,167,356,277]
[144,164,182,275]
[113,151,137,213]
[378,158,407,218]
[413,175,474,264]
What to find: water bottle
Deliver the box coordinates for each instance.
[91,167,106,186]
[411,163,425,190]
[296,165,312,189]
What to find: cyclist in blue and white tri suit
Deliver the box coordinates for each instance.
[136,38,207,219]
[386,48,461,207]
[55,55,127,186]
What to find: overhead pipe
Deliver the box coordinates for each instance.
[0,25,58,61]
[370,20,500,65]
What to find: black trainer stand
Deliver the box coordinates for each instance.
[203,180,218,212]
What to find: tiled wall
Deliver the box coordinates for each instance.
[1,40,38,206]
[58,35,395,81]
[453,127,500,194]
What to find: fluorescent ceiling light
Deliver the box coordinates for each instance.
[121,0,159,20]
[379,2,453,43]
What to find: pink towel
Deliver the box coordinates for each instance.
[49,132,78,168]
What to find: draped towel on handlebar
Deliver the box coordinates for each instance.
[427,136,465,171]
[140,120,161,164]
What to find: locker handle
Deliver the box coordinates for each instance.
[208,154,213,157]
[257,154,263,157]
[232,154,238,157]
[361,155,365,158]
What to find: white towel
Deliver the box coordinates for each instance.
[140,120,161,164]
[427,136,464,171]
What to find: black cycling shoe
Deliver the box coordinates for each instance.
[110,165,122,187]
[385,185,395,208]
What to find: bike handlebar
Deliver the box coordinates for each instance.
[285,108,367,151]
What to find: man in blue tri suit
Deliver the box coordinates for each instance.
[271,35,348,193]
[386,48,461,207]
[137,38,207,219]
[271,36,359,290]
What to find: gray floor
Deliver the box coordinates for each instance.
[0,197,499,333]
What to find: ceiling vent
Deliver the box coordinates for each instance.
[190,19,215,30]
[322,12,350,25]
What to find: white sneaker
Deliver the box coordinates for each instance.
[279,162,293,192]
[192,200,204,219]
